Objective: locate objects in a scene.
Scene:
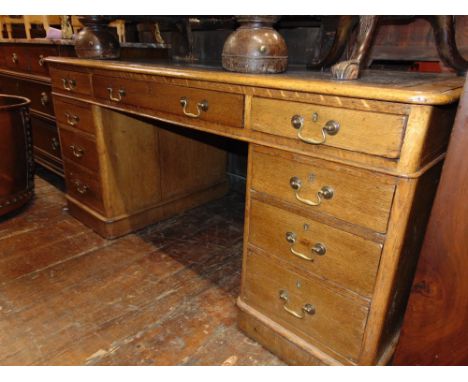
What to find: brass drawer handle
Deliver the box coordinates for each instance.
[51,137,60,152]
[107,87,126,102]
[285,232,327,261]
[179,97,209,118]
[279,290,315,319]
[72,180,88,195]
[38,54,45,67]
[40,92,49,107]
[289,176,334,206]
[62,78,76,91]
[69,144,85,158]
[11,53,18,64]
[65,112,80,126]
[291,114,340,145]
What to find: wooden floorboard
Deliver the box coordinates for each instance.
[0,171,283,365]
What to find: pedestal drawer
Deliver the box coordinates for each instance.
[248,199,382,297]
[250,146,396,233]
[59,128,99,172]
[54,97,95,135]
[251,97,407,158]
[64,160,104,214]
[93,74,244,128]
[242,249,369,362]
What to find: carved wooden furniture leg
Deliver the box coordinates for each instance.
[331,16,380,80]
[172,18,197,62]
[307,16,358,70]
[426,15,468,74]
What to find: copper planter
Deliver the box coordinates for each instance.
[0,94,34,217]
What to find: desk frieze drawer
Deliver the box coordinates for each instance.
[59,128,99,173]
[54,97,95,135]
[50,67,92,97]
[92,74,244,128]
[251,97,407,159]
[64,161,104,214]
[241,249,369,362]
[250,146,396,233]
[248,199,382,297]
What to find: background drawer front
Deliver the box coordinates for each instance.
[0,74,20,94]
[2,46,30,72]
[93,75,244,128]
[251,97,407,158]
[242,250,369,362]
[249,199,382,297]
[64,161,104,213]
[50,67,92,96]
[59,128,99,172]
[19,80,54,117]
[250,146,396,233]
[54,97,95,135]
[27,46,59,75]
[31,116,61,160]
[0,46,5,67]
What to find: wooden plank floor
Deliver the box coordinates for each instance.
[0,169,284,366]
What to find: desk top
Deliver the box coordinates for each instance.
[46,57,464,105]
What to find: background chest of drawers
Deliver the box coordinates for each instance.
[0,42,75,176]
[46,57,462,365]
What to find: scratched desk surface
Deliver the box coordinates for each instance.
[0,169,283,365]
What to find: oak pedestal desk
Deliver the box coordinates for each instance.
[45,57,463,365]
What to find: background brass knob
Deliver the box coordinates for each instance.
[40,92,49,107]
[51,137,60,152]
[62,78,76,91]
[291,115,304,129]
[11,53,18,63]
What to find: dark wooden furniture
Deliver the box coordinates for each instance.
[311,16,468,80]
[0,41,75,176]
[392,75,468,366]
[0,94,34,216]
[0,39,169,178]
[46,55,463,365]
